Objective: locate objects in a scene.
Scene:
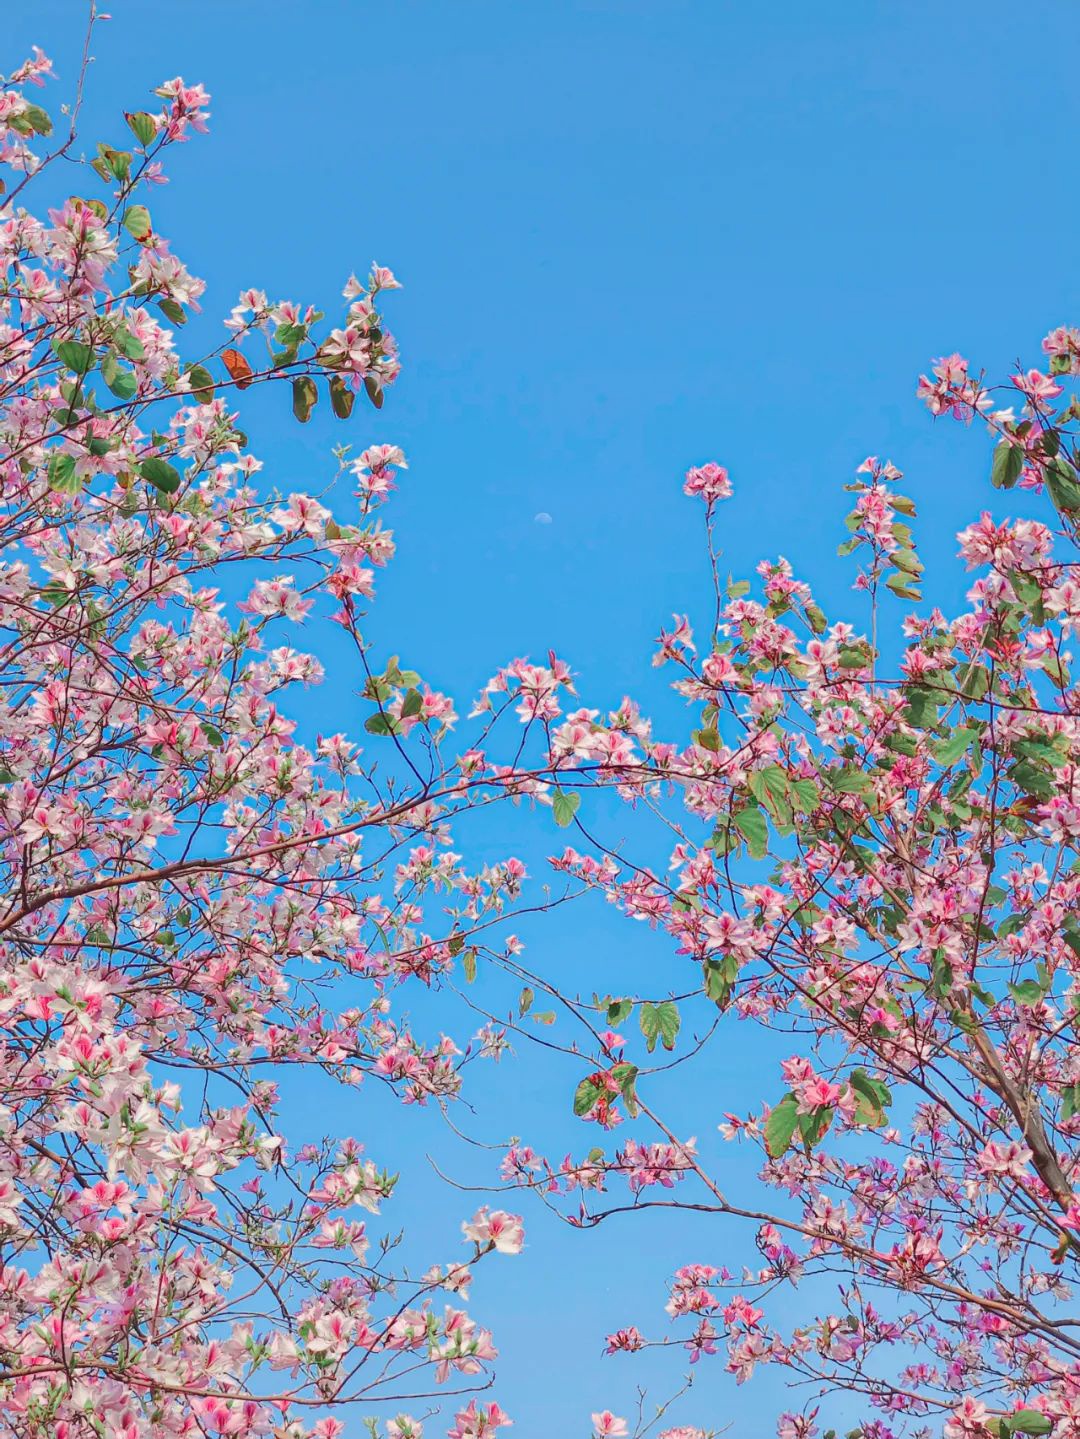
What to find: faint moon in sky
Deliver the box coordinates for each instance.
[533,511,552,524]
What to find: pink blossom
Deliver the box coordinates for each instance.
[462,1207,525,1255]
[592,1413,629,1438]
[684,461,733,503]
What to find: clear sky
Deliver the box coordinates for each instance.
[9,4,1080,1435]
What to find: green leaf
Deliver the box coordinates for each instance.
[613,1061,639,1116]
[329,375,355,419]
[113,324,145,361]
[805,603,827,634]
[101,352,137,400]
[1008,979,1045,1007]
[959,663,990,701]
[970,980,996,1010]
[799,1105,833,1148]
[139,457,182,494]
[400,687,424,719]
[654,1000,680,1050]
[850,1069,892,1107]
[47,452,82,495]
[364,712,398,737]
[1009,760,1055,799]
[789,777,821,813]
[639,1002,660,1052]
[122,205,152,240]
[640,1001,679,1053]
[733,806,768,859]
[833,768,875,795]
[606,998,633,1026]
[275,321,306,352]
[1013,735,1067,769]
[885,571,922,601]
[747,774,791,829]
[903,686,938,726]
[850,1068,892,1126]
[186,364,215,401]
[158,298,186,326]
[1010,569,1045,622]
[749,764,790,807]
[931,949,954,1000]
[518,986,534,1017]
[764,1095,800,1159]
[463,948,477,984]
[1046,457,1080,513]
[104,147,132,180]
[292,375,318,423]
[552,790,580,828]
[1008,1412,1052,1436]
[55,340,93,375]
[125,110,157,145]
[991,440,1024,490]
[933,727,975,765]
[24,103,53,137]
[892,547,923,576]
[573,1077,601,1117]
[1041,653,1070,689]
[364,374,384,409]
[703,953,739,1009]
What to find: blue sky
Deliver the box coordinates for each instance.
[10,4,1080,1435]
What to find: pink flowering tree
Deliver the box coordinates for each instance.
[6,16,1080,1439]
[463,359,1080,1439]
[0,29,555,1439]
